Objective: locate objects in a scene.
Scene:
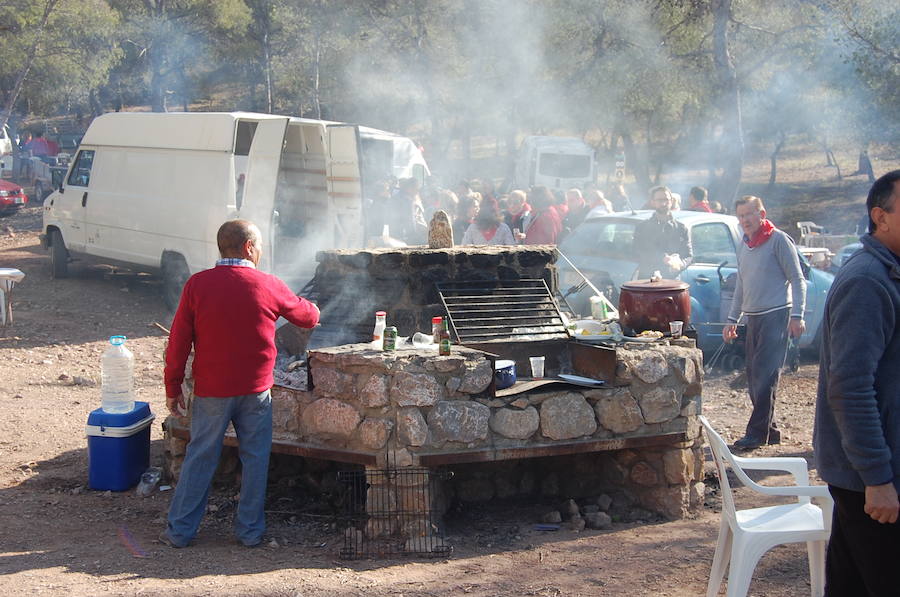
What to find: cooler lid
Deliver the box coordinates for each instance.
[87,401,152,427]
[621,279,689,292]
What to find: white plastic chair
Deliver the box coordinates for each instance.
[700,416,832,597]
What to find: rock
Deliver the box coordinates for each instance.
[690,481,705,509]
[663,448,694,485]
[429,355,466,373]
[392,371,444,406]
[359,417,393,450]
[427,401,490,443]
[562,498,580,517]
[638,387,680,424]
[301,398,361,439]
[584,511,612,530]
[489,406,539,439]
[396,408,428,446]
[72,376,96,387]
[567,514,586,531]
[582,504,600,514]
[457,360,493,394]
[633,351,669,384]
[594,389,644,433]
[358,374,389,407]
[596,494,613,512]
[272,392,302,433]
[540,393,597,440]
[510,398,529,409]
[542,510,563,524]
[630,461,659,487]
[57,373,70,381]
[312,367,355,398]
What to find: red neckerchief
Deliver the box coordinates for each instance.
[745,219,776,248]
[482,225,499,241]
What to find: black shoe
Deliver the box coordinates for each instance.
[732,436,765,451]
[767,430,781,445]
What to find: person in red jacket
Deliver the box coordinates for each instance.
[521,186,562,245]
[160,219,319,548]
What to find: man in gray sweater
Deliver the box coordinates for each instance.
[723,195,806,450]
[814,171,900,595]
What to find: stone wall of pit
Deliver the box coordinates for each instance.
[311,246,558,338]
[284,341,703,519]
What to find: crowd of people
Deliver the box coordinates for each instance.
[367,177,728,248]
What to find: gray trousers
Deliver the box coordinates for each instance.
[744,307,789,441]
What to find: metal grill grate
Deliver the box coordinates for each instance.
[338,468,453,559]
[436,279,569,343]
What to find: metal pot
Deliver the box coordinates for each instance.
[494,360,517,389]
[618,279,690,333]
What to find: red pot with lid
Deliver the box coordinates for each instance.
[618,279,691,334]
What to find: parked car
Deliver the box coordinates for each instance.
[556,210,833,354]
[832,242,862,268]
[0,178,28,215]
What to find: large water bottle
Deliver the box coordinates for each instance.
[101,335,135,413]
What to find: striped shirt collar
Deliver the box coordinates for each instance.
[215,258,256,268]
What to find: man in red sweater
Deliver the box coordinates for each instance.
[160,220,319,548]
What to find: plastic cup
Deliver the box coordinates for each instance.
[529,356,545,379]
[669,320,684,339]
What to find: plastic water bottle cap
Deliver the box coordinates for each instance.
[109,335,127,345]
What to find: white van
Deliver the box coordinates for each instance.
[41,112,427,308]
[513,136,596,193]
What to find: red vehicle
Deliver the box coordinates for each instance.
[0,178,28,215]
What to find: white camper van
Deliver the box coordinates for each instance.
[513,136,596,193]
[41,112,427,308]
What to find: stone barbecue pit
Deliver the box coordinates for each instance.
[164,245,705,556]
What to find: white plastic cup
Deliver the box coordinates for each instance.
[669,320,684,339]
[529,356,545,379]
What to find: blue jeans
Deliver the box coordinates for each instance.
[164,390,272,547]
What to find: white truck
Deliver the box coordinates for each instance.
[512,136,596,193]
[41,111,428,308]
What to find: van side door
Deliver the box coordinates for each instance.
[326,124,364,249]
[237,116,289,273]
[55,148,94,253]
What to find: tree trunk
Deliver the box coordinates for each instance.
[768,131,786,188]
[712,0,744,209]
[312,32,321,119]
[263,29,273,114]
[620,132,651,196]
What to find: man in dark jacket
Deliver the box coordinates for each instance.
[814,170,900,595]
[633,186,692,279]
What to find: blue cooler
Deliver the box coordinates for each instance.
[85,402,155,491]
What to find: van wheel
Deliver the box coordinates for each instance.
[162,255,190,311]
[50,230,69,278]
[34,181,44,201]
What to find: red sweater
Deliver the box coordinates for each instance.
[164,265,319,398]
[524,209,562,245]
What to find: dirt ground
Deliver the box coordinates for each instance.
[0,197,836,595]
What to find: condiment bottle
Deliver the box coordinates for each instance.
[439,319,451,356]
[432,316,443,344]
[372,311,386,349]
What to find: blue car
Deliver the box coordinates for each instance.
[556,210,833,354]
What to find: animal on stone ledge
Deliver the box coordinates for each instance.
[428,210,454,249]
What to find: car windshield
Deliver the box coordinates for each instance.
[538,153,591,178]
[561,219,635,260]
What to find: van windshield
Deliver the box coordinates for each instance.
[538,153,591,178]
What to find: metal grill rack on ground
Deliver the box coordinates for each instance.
[338,467,453,559]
